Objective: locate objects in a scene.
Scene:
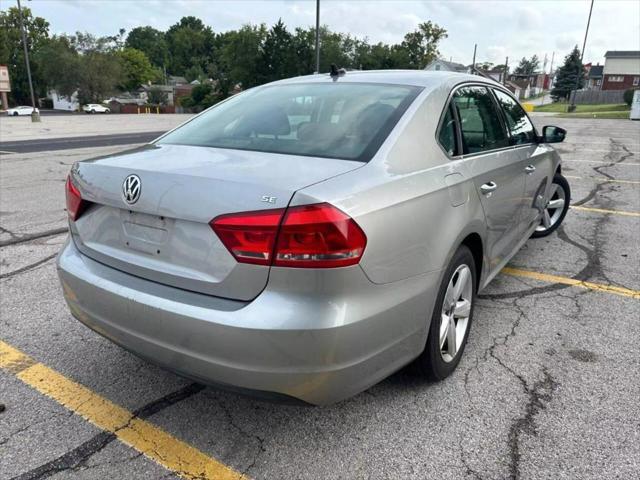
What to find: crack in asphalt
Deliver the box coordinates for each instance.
[10,383,206,480]
[0,227,68,248]
[506,368,558,480]
[477,298,560,479]
[0,253,58,280]
[217,399,266,477]
[0,225,20,240]
[480,136,632,301]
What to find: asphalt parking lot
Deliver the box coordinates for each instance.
[1,115,639,479]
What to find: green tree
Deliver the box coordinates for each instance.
[117,47,157,91]
[184,65,205,82]
[34,33,123,104]
[551,46,584,102]
[514,55,540,75]
[0,6,50,105]
[147,86,168,105]
[165,16,215,76]
[218,24,267,88]
[476,61,494,70]
[260,19,295,82]
[290,27,316,75]
[33,35,79,99]
[77,50,123,104]
[400,21,448,69]
[317,28,351,72]
[66,30,124,54]
[125,26,168,69]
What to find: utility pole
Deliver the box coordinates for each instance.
[314,0,320,73]
[570,0,594,110]
[503,56,509,85]
[471,44,477,73]
[549,51,555,74]
[16,0,40,122]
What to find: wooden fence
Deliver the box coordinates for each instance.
[570,90,625,104]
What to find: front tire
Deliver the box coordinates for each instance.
[414,245,477,381]
[13,112,18,117]
[531,173,570,238]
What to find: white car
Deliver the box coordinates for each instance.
[6,106,39,116]
[83,104,110,114]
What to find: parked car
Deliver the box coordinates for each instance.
[58,71,570,405]
[82,104,110,114]
[6,106,39,116]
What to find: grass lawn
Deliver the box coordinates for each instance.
[534,103,630,113]
[556,111,632,119]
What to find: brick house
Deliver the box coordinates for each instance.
[601,51,640,90]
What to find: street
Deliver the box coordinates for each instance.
[1,116,639,479]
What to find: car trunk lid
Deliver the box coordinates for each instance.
[70,144,363,301]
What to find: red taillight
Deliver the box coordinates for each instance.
[210,203,367,268]
[65,175,87,221]
[211,208,284,265]
[274,203,367,268]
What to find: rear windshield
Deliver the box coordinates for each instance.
[158,82,421,162]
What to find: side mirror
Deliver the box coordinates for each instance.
[541,125,566,143]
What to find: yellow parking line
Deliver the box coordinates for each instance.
[502,267,640,299]
[570,205,640,217]
[0,340,245,480]
[564,175,640,185]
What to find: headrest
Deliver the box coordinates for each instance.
[235,105,291,136]
[353,103,395,137]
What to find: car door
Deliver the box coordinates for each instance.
[452,85,527,271]
[492,88,554,234]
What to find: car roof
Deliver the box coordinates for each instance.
[268,70,503,91]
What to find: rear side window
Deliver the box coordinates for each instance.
[438,105,459,156]
[158,83,421,162]
[493,89,536,144]
[452,86,509,154]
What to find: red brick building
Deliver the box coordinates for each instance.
[601,51,640,91]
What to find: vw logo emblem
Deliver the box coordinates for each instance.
[122,174,141,205]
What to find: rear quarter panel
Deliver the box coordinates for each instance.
[294,84,487,285]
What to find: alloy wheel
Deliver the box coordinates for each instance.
[439,264,473,363]
[536,182,566,233]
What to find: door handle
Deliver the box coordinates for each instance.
[525,165,536,174]
[480,182,498,195]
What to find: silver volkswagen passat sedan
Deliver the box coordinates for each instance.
[57,71,570,405]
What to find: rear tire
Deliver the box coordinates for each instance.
[414,245,477,381]
[531,173,570,238]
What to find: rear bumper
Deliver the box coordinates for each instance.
[57,238,441,405]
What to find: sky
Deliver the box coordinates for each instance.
[21,0,640,70]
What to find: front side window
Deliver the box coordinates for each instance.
[158,83,421,162]
[452,86,509,154]
[493,89,536,145]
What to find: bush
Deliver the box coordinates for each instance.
[623,88,637,106]
[178,96,194,108]
[190,84,213,104]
